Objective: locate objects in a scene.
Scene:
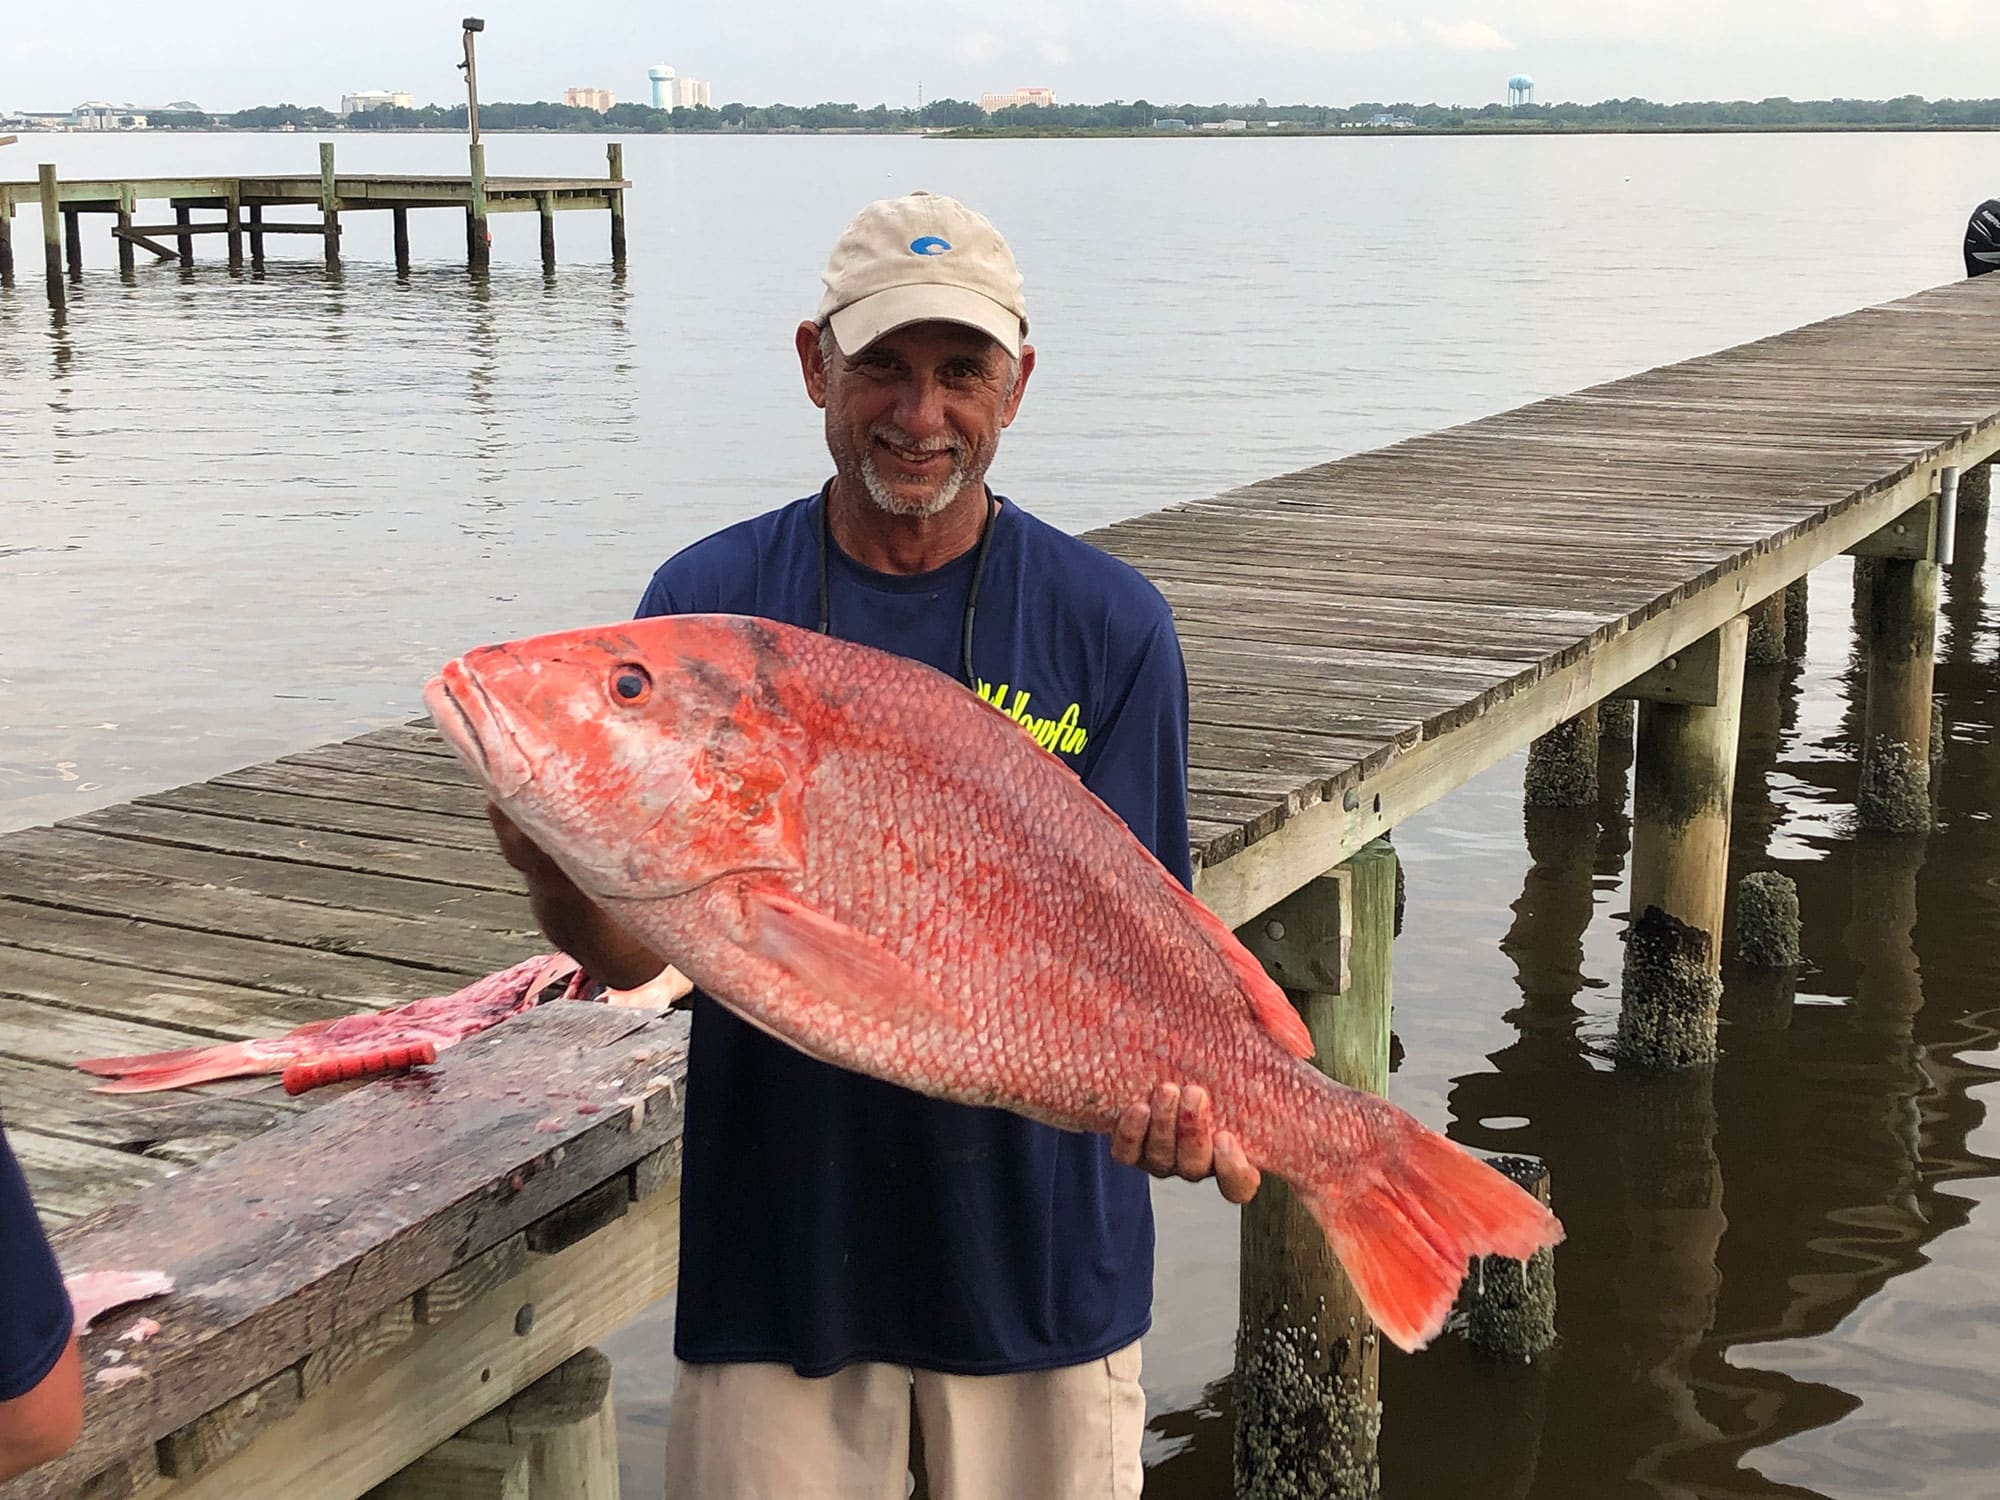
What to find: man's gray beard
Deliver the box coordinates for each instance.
[858,451,970,518]
[843,423,987,520]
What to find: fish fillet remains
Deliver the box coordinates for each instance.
[423,613,1565,1353]
[73,954,692,1094]
[64,1271,174,1334]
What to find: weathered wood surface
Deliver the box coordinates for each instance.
[0,1002,689,1500]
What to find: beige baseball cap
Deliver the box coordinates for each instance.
[814,191,1027,358]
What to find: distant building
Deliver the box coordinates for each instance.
[1198,118,1249,131]
[669,77,712,109]
[979,87,1056,114]
[1366,112,1415,129]
[72,102,147,130]
[1152,117,1189,130]
[564,87,615,112]
[340,90,413,116]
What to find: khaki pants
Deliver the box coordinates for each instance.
[661,1342,1145,1500]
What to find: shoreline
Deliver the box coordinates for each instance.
[9,121,2000,142]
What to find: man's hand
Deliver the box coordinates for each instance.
[1110,1083,1261,1205]
[484,803,669,991]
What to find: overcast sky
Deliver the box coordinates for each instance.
[7,0,2000,113]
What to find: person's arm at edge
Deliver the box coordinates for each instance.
[0,1338,83,1483]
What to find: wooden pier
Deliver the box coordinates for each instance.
[0,141,629,304]
[3,272,1999,1499]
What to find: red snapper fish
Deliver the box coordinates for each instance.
[424,614,1562,1352]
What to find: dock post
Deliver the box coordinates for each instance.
[249,204,265,268]
[1960,462,1990,519]
[62,206,81,280]
[463,1347,617,1498]
[0,191,12,288]
[393,206,411,274]
[1617,616,1747,1071]
[1857,551,1941,834]
[607,143,626,270]
[116,186,135,277]
[38,163,62,308]
[1234,840,1397,1500]
[320,141,340,269]
[174,204,194,267]
[1461,1157,1557,1363]
[1524,705,1599,808]
[538,191,556,273]
[1746,592,1786,666]
[226,188,244,271]
[468,141,490,273]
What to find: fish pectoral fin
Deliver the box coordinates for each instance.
[738,887,957,1028]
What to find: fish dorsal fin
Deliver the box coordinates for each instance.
[1164,879,1316,1059]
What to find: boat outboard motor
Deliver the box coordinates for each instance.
[1967,200,2000,277]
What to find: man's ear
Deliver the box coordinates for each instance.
[797,321,830,409]
[1001,342,1036,427]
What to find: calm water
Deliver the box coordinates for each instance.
[5,130,1999,1497]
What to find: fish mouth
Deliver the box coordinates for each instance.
[422,658,533,798]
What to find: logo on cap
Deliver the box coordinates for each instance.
[909,235,952,256]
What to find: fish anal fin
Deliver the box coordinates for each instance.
[1161,880,1315,1059]
[738,888,956,1030]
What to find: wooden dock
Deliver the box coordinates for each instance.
[0,141,630,304]
[4,272,1999,1498]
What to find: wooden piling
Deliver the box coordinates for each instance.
[1746,592,1786,666]
[1857,555,1941,833]
[468,141,491,274]
[1960,461,1990,518]
[1234,841,1396,1500]
[0,192,13,287]
[1524,705,1599,808]
[538,191,556,273]
[1462,1157,1557,1363]
[319,141,340,268]
[249,203,266,267]
[1735,870,1801,968]
[459,1348,618,1498]
[38,162,62,307]
[226,189,244,271]
[116,186,136,276]
[607,143,626,269]
[394,206,411,273]
[175,203,194,266]
[1618,616,1747,1071]
[63,207,81,280]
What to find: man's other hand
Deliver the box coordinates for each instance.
[1110,1083,1261,1204]
[484,803,668,991]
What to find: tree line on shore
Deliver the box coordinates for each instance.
[146,94,2000,135]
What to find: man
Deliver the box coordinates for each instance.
[490,192,1257,1498]
[0,1122,84,1483]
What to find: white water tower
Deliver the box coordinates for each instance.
[648,64,674,109]
[1508,74,1535,108]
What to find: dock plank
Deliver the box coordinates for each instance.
[61,803,522,890]
[1,827,534,931]
[0,847,536,975]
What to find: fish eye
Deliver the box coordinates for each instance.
[611,665,652,704]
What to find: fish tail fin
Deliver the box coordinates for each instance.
[77,1042,272,1094]
[1298,1122,1562,1354]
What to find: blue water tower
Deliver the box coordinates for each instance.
[1508,74,1535,108]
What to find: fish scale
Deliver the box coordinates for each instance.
[426,612,1563,1352]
